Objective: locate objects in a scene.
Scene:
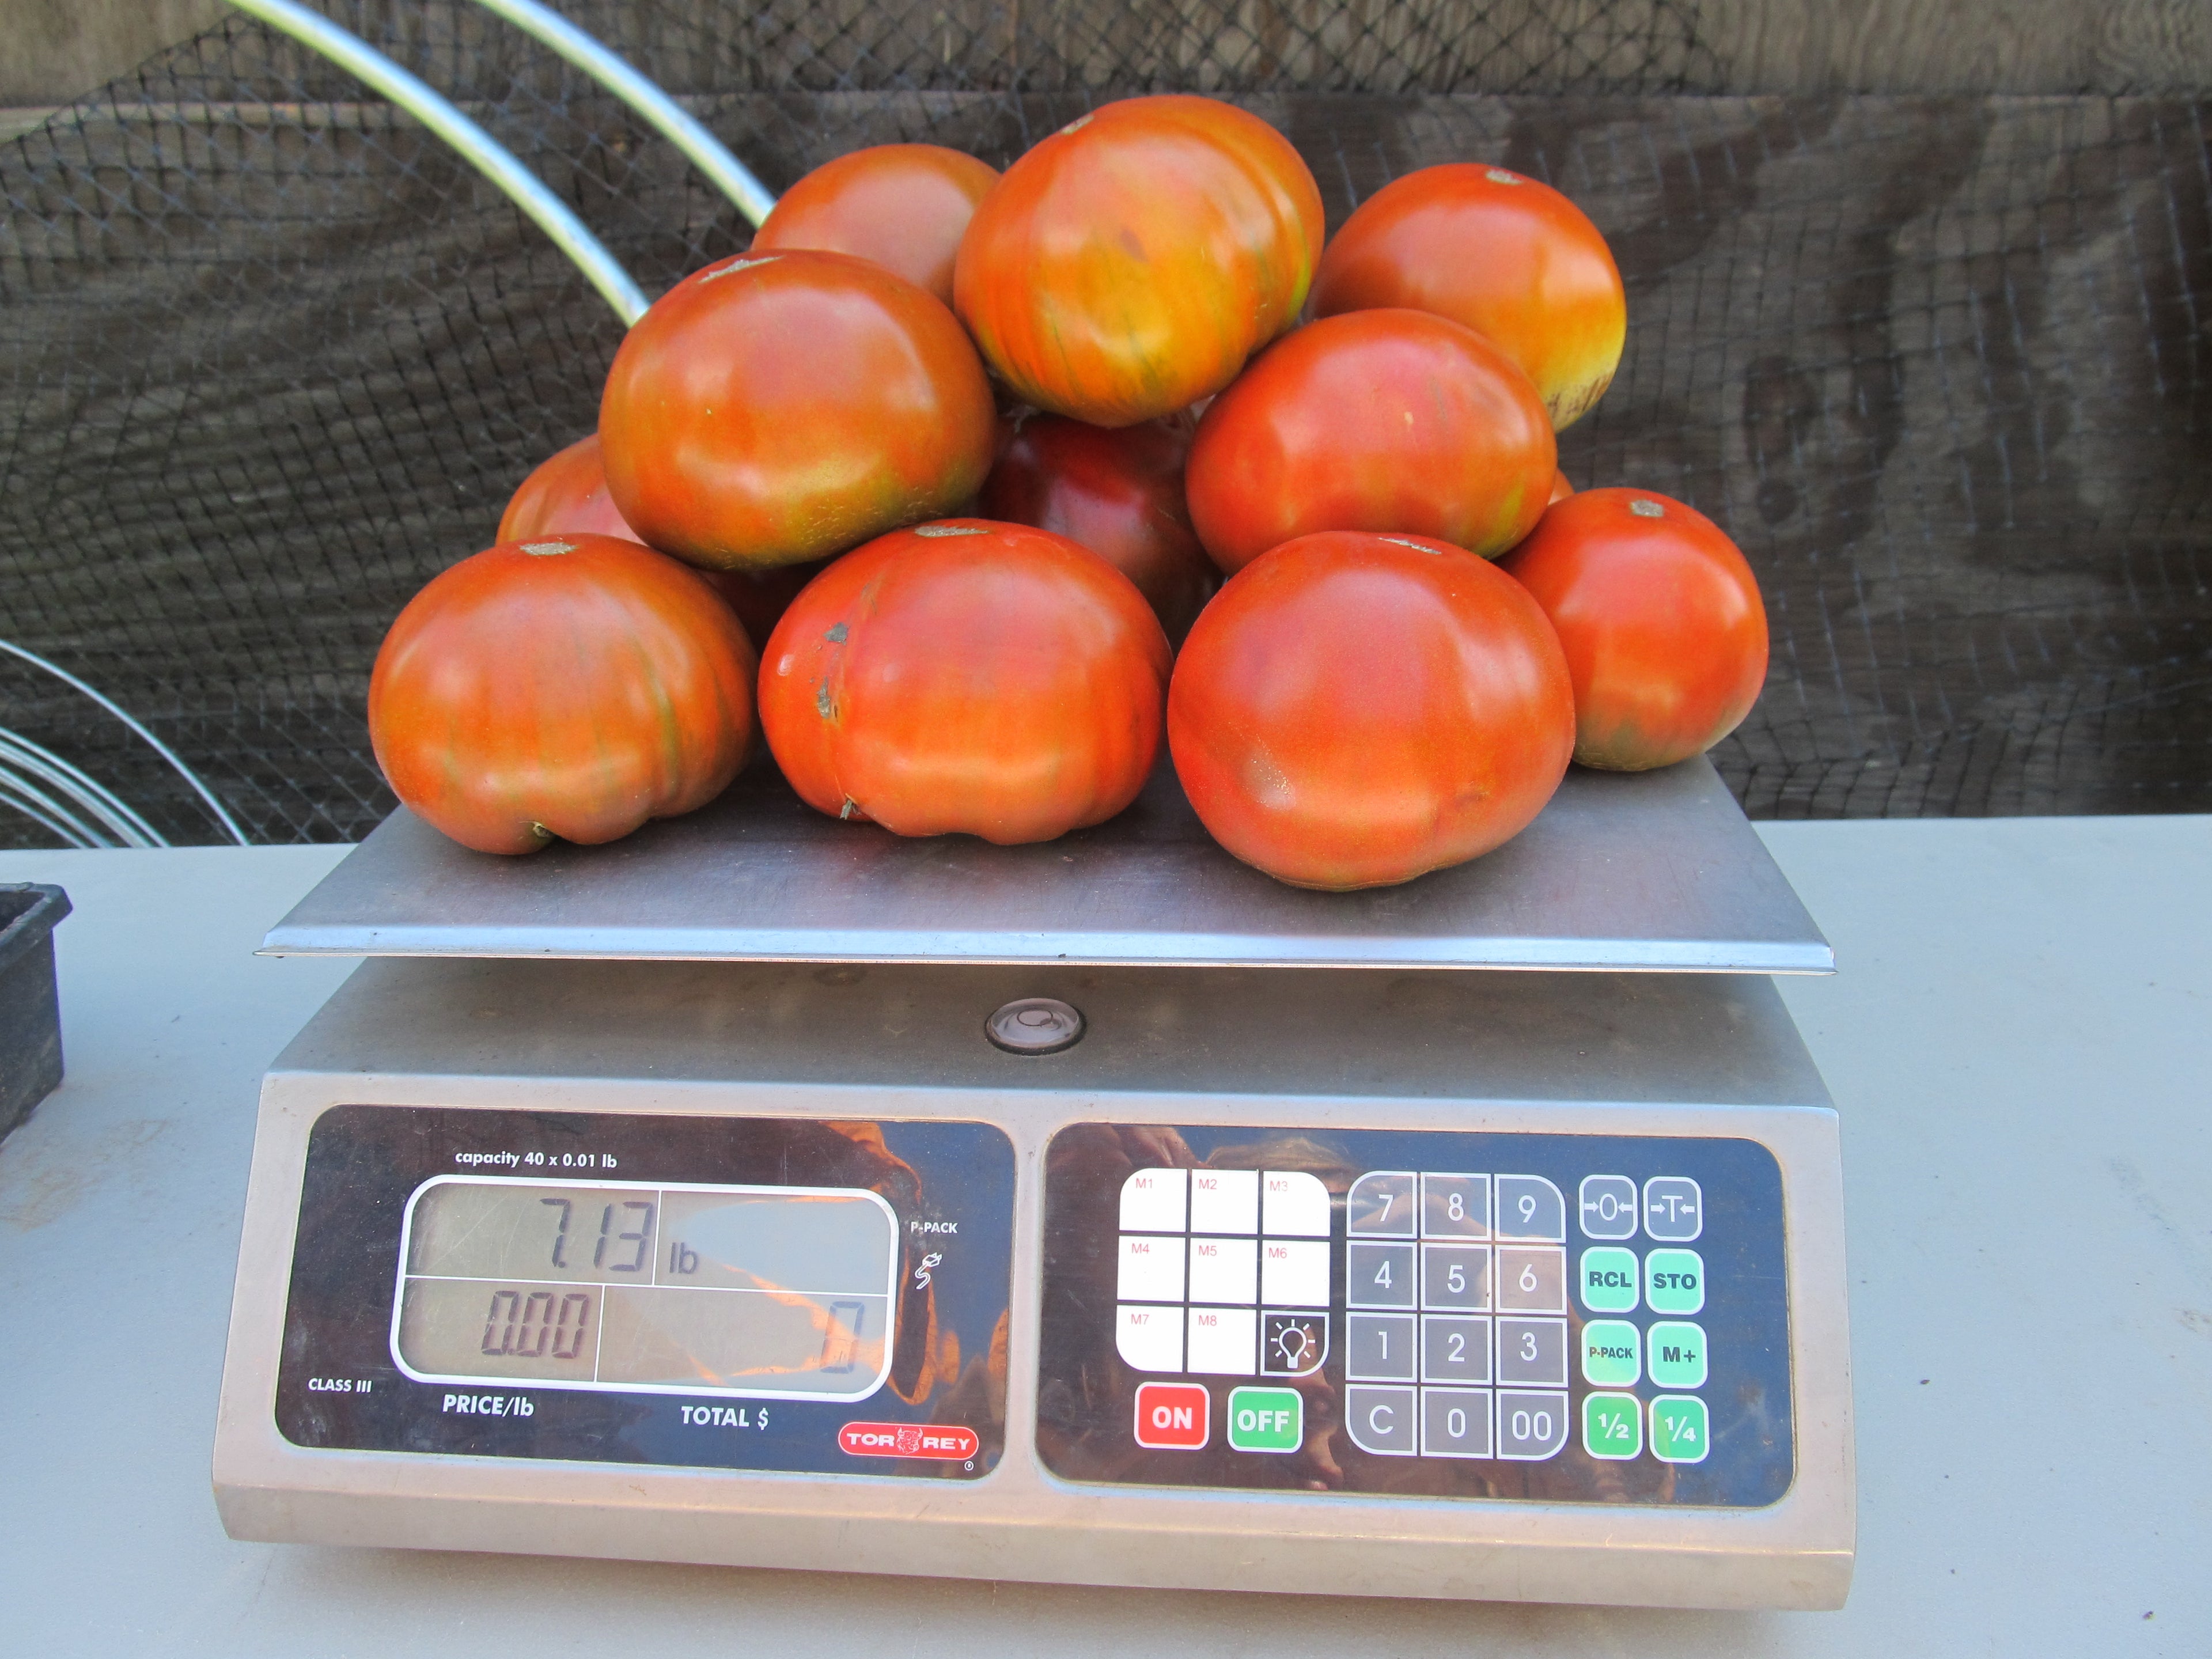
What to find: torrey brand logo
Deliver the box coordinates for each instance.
[838,1421,980,1460]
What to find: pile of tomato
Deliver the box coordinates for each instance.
[369,95,1768,889]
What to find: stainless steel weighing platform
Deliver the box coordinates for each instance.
[214,755,1854,1611]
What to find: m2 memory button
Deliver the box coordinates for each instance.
[1645,1248,1706,1316]
[1578,1245,1639,1313]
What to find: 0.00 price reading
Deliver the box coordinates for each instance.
[482,1289,593,1360]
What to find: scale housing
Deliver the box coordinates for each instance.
[214,757,1855,1609]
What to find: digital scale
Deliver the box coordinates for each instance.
[214,756,1854,1609]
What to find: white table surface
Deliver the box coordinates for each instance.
[1,816,2206,1656]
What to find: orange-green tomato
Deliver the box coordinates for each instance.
[954,95,1324,427]
[751,143,999,307]
[599,249,995,572]
[1313,164,1626,430]
[1499,488,1769,771]
[369,535,757,854]
[1184,309,1557,574]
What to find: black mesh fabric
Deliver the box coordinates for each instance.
[0,1,2204,846]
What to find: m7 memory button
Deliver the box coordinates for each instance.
[1644,1248,1706,1316]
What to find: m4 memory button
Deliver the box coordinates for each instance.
[1645,1248,1705,1316]
[1578,1246,1639,1313]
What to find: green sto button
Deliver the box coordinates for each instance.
[1227,1387,1303,1453]
[1580,1319,1641,1386]
[1578,1247,1639,1313]
[1649,1395,1710,1464]
[1581,1391,1642,1460]
[1647,1320,1708,1389]
[1644,1248,1706,1315]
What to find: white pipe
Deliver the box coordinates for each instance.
[0,726,169,847]
[225,0,652,324]
[467,0,778,228]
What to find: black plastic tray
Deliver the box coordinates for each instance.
[0,883,70,1139]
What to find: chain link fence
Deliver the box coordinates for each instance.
[0,0,2204,845]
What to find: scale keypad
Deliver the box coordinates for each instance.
[1041,1125,1792,1509]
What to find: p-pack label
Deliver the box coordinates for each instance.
[838,1422,979,1461]
[1134,1381,1210,1449]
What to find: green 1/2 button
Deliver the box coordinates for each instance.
[1581,1391,1642,1460]
[1649,1395,1710,1464]
[1578,1247,1639,1313]
[1644,1248,1705,1315]
[1226,1387,1303,1453]
[1646,1320,1707,1389]
[1580,1319,1641,1386]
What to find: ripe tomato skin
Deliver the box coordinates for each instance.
[1185,309,1556,574]
[752,143,999,307]
[1499,488,1768,771]
[760,520,1171,843]
[1169,531,1574,891]
[1312,164,1626,431]
[498,433,642,544]
[978,415,1218,646]
[600,249,995,571]
[369,533,758,855]
[954,95,1324,427]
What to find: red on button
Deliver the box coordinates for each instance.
[1134,1381,1210,1449]
[838,1421,980,1460]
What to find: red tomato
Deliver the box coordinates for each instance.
[370,534,757,855]
[752,144,999,308]
[1313,164,1626,430]
[497,433,641,544]
[1499,488,1768,771]
[1169,531,1573,890]
[954,96,1323,427]
[698,560,831,656]
[978,415,1217,646]
[600,249,995,571]
[759,520,1169,843]
[1184,309,1556,574]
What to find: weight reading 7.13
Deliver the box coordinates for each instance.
[540,1197,655,1272]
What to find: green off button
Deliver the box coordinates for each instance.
[1580,1319,1641,1386]
[1227,1387,1303,1453]
[1644,1248,1706,1315]
[1581,1391,1642,1460]
[1578,1247,1639,1313]
[1650,1395,1710,1464]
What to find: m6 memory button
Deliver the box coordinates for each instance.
[1578,1246,1639,1313]
[1645,1248,1705,1316]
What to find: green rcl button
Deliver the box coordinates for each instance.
[1581,1391,1643,1460]
[1650,1395,1710,1464]
[1580,1319,1641,1386]
[1647,1320,1708,1389]
[1578,1247,1639,1313]
[1226,1387,1303,1453]
[1644,1248,1706,1315]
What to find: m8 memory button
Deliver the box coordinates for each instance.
[1645,1248,1705,1316]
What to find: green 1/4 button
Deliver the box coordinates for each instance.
[1649,1395,1710,1464]
[1578,1247,1639,1313]
[1581,1391,1642,1460]
[1644,1248,1705,1315]
[1580,1319,1641,1386]
[1647,1320,1707,1389]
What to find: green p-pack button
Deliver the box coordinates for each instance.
[1650,1395,1710,1464]
[1645,1248,1706,1315]
[1227,1387,1303,1452]
[1580,1319,1641,1386]
[1578,1247,1639,1313]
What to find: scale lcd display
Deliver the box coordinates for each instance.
[393,1177,899,1400]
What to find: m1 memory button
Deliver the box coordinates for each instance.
[1650,1395,1711,1464]
[1577,1175,1637,1240]
[1578,1245,1639,1313]
[1645,1248,1706,1316]
[1582,1391,1643,1460]
[1642,1177,1703,1242]
[1646,1320,1708,1389]
[1580,1319,1641,1387]
[1227,1386,1302,1453]
[1345,1385,1417,1456]
[1496,1390,1569,1460]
